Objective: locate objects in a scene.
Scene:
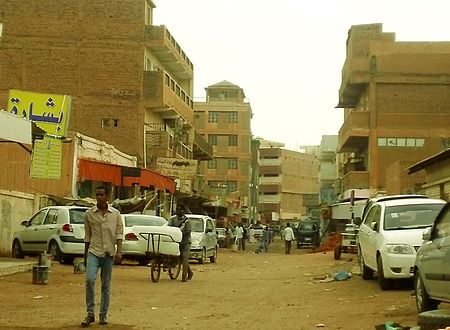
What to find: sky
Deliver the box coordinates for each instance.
[153,0,450,149]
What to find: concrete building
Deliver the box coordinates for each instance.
[0,0,211,170]
[336,23,450,198]
[258,140,319,224]
[318,135,338,205]
[194,81,253,223]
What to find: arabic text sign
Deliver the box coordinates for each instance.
[30,135,62,179]
[156,158,198,180]
[7,89,71,136]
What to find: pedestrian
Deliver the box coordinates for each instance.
[283,223,295,255]
[168,205,193,282]
[248,226,255,243]
[261,225,271,253]
[241,224,247,251]
[234,224,243,250]
[81,185,123,327]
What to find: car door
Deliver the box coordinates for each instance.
[40,208,60,248]
[359,205,381,270]
[205,217,216,254]
[422,204,450,298]
[21,209,49,252]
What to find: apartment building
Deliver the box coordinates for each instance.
[318,135,338,205]
[0,0,211,170]
[258,140,319,224]
[194,81,253,222]
[336,23,450,197]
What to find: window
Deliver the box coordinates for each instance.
[227,181,237,192]
[29,210,47,226]
[228,135,238,146]
[434,207,450,239]
[208,135,217,146]
[228,158,238,169]
[378,137,425,148]
[219,91,227,100]
[207,159,217,169]
[101,118,118,128]
[44,209,59,225]
[208,112,219,123]
[228,112,238,123]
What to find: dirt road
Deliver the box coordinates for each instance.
[0,239,427,329]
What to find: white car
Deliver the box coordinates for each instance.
[12,206,88,263]
[172,214,217,264]
[357,196,445,290]
[119,214,168,265]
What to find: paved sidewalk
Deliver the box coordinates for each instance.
[0,257,37,276]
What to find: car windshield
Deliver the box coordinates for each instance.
[300,222,316,230]
[125,215,167,227]
[69,209,87,224]
[384,203,444,230]
[216,228,226,235]
[189,218,204,232]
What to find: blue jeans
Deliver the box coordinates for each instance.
[85,253,113,317]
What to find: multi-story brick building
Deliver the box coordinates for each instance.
[194,81,253,222]
[258,140,319,224]
[336,23,450,198]
[318,135,338,205]
[0,0,211,170]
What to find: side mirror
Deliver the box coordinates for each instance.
[20,220,28,226]
[422,227,432,241]
[354,217,362,226]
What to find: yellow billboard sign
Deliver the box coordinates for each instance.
[7,89,71,136]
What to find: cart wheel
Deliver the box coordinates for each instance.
[169,257,181,280]
[150,260,161,282]
[334,244,342,260]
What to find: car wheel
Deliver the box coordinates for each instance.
[197,248,206,264]
[48,240,63,263]
[377,256,393,290]
[358,246,373,280]
[334,244,342,260]
[210,248,217,263]
[417,310,450,330]
[415,270,439,312]
[12,239,25,259]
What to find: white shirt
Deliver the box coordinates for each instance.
[283,227,295,241]
[234,226,243,239]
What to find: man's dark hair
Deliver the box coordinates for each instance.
[286,223,291,227]
[96,185,109,195]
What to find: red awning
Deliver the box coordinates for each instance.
[78,159,122,186]
[78,159,175,193]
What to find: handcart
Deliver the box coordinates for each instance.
[139,231,181,282]
[334,222,359,260]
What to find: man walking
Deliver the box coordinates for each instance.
[168,205,193,282]
[81,185,123,327]
[283,223,295,255]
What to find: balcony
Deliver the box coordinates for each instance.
[193,132,213,160]
[339,171,370,192]
[143,70,194,126]
[145,25,193,80]
[338,111,369,152]
[145,124,193,164]
[337,57,371,108]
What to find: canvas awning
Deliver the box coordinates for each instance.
[78,159,175,193]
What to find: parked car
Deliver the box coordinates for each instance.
[295,219,320,249]
[12,206,88,263]
[216,227,227,248]
[176,214,217,264]
[118,213,168,265]
[414,202,450,312]
[357,196,445,290]
[249,224,265,239]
